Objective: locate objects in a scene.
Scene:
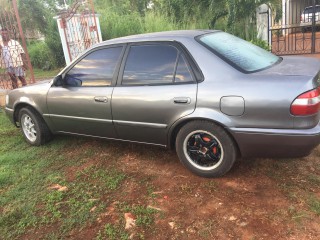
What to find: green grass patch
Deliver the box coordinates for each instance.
[0,113,68,238]
[96,223,129,240]
[0,112,127,239]
[308,196,320,216]
[42,166,126,232]
[117,202,159,228]
[33,68,61,80]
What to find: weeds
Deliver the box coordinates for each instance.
[117,202,159,227]
[308,196,320,216]
[0,112,128,239]
[102,223,129,240]
[42,167,126,232]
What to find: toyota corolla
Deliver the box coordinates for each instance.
[5,30,320,177]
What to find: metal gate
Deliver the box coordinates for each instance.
[54,0,102,65]
[270,0,320,55]
[0,0,35,89]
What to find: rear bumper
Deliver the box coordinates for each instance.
[230,123,320,158]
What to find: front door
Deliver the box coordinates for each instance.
[47,46,124,138]
[112,43,198,146]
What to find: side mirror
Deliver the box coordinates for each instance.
[64,75,82,87]
[53,75,63,86]
[53,74,82,87]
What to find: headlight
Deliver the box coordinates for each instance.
[5,94,9,105]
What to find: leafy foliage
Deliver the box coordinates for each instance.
[18,0,65,68]
[28,41,55,70]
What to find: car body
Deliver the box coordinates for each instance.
[4,30,320,177]
[300,5,320,32]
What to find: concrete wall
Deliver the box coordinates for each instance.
[257,4,270,43]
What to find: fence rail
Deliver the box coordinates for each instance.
[270,0,320,55]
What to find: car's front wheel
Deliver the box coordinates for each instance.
[19,107,52,146]
[176,121,237,177]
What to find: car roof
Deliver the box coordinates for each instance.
[95,29,217,47]
[304,5,320,9]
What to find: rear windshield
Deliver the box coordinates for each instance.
[198,32,281,73]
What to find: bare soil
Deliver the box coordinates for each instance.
[60,140,320,239]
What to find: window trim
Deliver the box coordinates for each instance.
[58,44,126,87]
[117,41,200,87]
[174,53,194,83]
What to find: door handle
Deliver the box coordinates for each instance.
[94,96,108,103]
[173,97,191,104]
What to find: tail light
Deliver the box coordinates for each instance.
[291,87,320,116]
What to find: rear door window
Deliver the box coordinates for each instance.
[122,44,194,85]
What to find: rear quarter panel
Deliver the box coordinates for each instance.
[178,39,320,130]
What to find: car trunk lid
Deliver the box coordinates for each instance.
[255,56,320,78]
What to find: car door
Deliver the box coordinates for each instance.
[46,45,124,138]
[111,42,198,146]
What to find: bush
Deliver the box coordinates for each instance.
[28,41,57,70]
[99,8,209,41]
[100,10,143,40]
[250,38,270,51]
[45,19,65,68]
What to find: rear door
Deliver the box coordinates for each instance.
[111,42,198,145]
[46,45,124,138]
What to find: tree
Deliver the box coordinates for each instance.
[154,0,280,39]
[17,0,65,67]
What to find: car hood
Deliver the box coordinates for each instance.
[254,56,320,77]
[12,79,53,92]
[28,79,53,86]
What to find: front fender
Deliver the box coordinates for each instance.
[7,81,52,124]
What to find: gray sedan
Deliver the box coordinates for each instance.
[4,30,320,177]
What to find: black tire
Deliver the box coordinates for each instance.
[18,107,52,146]
[175,121,237,178]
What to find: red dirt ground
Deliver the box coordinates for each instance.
[35,139,320,240]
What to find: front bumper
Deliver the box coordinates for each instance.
[4,107,15,125]
[230,123,320,158]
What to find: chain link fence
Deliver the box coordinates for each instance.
[0,0,35,90]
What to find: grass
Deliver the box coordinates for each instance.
[0,108,320,239]
[309,196,320,216]
[0,112,128,239]
[33,68,62,80]
[0,110,163,239]
[117,202,159,227]
[97,223,129,240]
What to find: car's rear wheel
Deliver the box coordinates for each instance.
[19,107,52,146]
[176,121,237,177]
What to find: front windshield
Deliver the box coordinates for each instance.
[198,32,281,73]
